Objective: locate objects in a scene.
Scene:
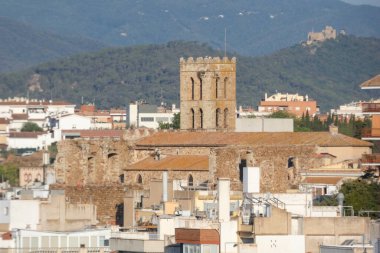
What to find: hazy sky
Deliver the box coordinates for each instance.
[341,0,380,7]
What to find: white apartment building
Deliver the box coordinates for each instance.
[129,103,179,129]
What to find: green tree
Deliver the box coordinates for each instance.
[21,122,43,132]
[0,163,19,186]
[340,180,380,214]
[268,110,295,118]
[159,113,180,130]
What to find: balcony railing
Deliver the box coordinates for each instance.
[362,154,380,164]
[362,128,380,138]
[362,103,380,113]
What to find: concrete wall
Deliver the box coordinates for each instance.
[304,217,371,253]
[255,235,305,253]
[254,207,291,235]
[59,114,91,130]
[236,118,294,132]
[39,193,97,231]
[317,146,372,162]
[7,200,40,230]
[50,184,125,226]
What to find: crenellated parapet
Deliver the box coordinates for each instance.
[180,56,236,64]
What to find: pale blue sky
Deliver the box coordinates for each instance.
[341,0,380,7]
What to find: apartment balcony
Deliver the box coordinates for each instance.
[362,103,380,113]
[361,154,380,166]
[361,128,380,140]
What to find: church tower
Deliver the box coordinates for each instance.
[180,56,236,131]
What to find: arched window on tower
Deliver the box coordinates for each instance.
[191,77,195,100]
[199,108,203,129]
[216,77,220,99]
[224,77,228,99]
[188,174,194,187]
[191,108,195,129]
[137,174,143,184]
[216,108,221,128]
[199,77,203,100]
[224,108,229,128]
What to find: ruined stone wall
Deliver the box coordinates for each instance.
[50,184,125,226]
[55,138,130,185]
[209,145,318,192]
[180,57,236,131]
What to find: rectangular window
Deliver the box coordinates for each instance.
[141,117,154,122]
[155,117,169,123]
[3,207,8,215]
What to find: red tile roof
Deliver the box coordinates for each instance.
[9,131,45,138]
[11,114,28,120]
[302,177,343,185]
[136,131,372,147]
[360,74,380,88]
[127,155,209,171]
[0,118,10,124]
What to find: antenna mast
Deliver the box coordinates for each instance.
[224,28,227,58]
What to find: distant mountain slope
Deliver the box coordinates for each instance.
[0,0,380,56]
[0,36,379,111]
[0,17,105,73]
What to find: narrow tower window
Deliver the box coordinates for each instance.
[216,108,221,128]
[191,108,195,129]
[188,174,194,187]
[216,77,219,99]
[224,77,228,98]
[224,108,229,128]
[199,109,203,129]
[191,77,195,100]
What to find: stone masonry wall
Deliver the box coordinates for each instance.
[180,57,236,131]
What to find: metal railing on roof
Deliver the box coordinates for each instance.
[362,102,380,112]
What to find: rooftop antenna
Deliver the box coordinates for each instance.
[27,90,29,100]
[224,27,227,58]
[81,96,84,105]
[160,87,163,105]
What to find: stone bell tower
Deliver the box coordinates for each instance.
[180,56,236,131]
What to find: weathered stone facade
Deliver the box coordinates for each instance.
[55,138,130,186]
[180,57,236,131]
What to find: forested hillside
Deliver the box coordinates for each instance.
[1,0,380,56]
[0,17,104,73]
[0,35,379,111]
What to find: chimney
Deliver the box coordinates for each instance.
[218,178,230,222]
[329,124,338,135]
[162,171,168,203]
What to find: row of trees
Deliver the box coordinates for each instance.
[269,110,371,138]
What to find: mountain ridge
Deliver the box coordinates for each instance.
[0,36,379,112]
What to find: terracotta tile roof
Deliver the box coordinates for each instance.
[0,118,10,124]
[110,109,126,114]
[126,155,209,171]
[11,114,28,120]
[9,131,45,138]
[8,151,43,167]
[62,129,124,138]
[302,177,343,185]
[136,132,372,147]
[360,74,380,88]
[78,111,110,117]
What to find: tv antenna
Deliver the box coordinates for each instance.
[224,28,227,57]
